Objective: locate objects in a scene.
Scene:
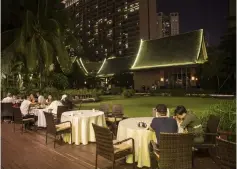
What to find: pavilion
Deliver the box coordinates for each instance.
[131,29,208,90]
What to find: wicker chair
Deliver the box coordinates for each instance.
[99,103,110,116]
[194,115,220,150]
[92,123,135,169]
[151,133,193,169]
[56,106,69,124]
[13,107,35,133]
[1,103,13,121]
[44,112,72,148]
[107,104,125,136]
[216,138,236,169]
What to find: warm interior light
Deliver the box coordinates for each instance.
[160,77,164,82]
[191,76,195,80]
[84,81,87,84]
[195,78,198,81]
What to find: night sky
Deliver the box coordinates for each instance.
[157,0,229,46]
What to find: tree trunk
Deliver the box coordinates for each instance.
[216,76,220,93]
[218,74,231,92]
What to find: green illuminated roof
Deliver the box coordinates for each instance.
[131,29,208,70]
[97,57,133,77]
[77,58,101,75]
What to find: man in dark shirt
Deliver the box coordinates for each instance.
[150,104,178,143]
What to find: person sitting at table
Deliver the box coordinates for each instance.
[29,94,36,103]
[174,105,204,143]
[149,104,178,143]
[2,93,14,103]
[45,95,53,105]
[20,95,37,129]
[61,94,74,110]
[36,92,45,104]
[47,99,63,114]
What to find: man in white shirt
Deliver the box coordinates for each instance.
[36,92,45,104]
[47,100,63,114]
[2,93,14,103]
[20,96,37,129]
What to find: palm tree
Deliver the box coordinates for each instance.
[2,0,81,88]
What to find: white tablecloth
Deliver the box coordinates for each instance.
[61,110,106,145]
[30,108,48,127]
[117,117,156,168]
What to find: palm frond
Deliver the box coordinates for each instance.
[24,10,35,38]
[25,35,38,72]
[39,37,54,75]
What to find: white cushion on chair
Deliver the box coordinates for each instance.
[56,122,71,131]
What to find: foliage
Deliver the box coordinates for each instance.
[41,87,61,100]
[122,89,135,98]
[1,0,83,89]
[110,87,122,95]
[50,73,69,90]
[3,87,20,95]
[200,100,236,134]
[63,88,102,98]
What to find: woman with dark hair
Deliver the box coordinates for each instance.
[174,105,204,143]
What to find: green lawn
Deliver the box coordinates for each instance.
[79,95,229,118]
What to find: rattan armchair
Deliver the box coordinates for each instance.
[92,123,135,169]
[13,107,35,133]
[194,115,220,149]
[99,103,110,116]
[216,138,236,169]
[1,103,13,122]
[44,112,72,148]
[150,133,193,169]
[56,106,69,124]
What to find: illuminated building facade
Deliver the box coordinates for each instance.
[157,12,179,39]
[64,0,158,61]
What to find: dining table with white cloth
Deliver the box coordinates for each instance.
[30,108,48,127]
[61,110,106,145]
[117,117,156,168]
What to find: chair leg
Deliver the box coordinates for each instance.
[21,123,24,134]
[54,135,56,148]
[13,123,15,132]
[133,150,136,169]
[45,132,48,144]
[112,159,115,169]
[95,153,97,169]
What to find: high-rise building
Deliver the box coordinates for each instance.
[64,0,158,61]
[157,12,179,39]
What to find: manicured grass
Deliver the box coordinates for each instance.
[80,95,230,118]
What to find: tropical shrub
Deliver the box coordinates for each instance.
[111,87,122,95]
[122,89,135,98]
[200,100,236,141]
[42,87,61,100]
[63,88,102,99]
[51,73,69,90]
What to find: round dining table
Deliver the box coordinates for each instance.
[117,117,157,168]
[61,110,106,145]
[30,108,48,127]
